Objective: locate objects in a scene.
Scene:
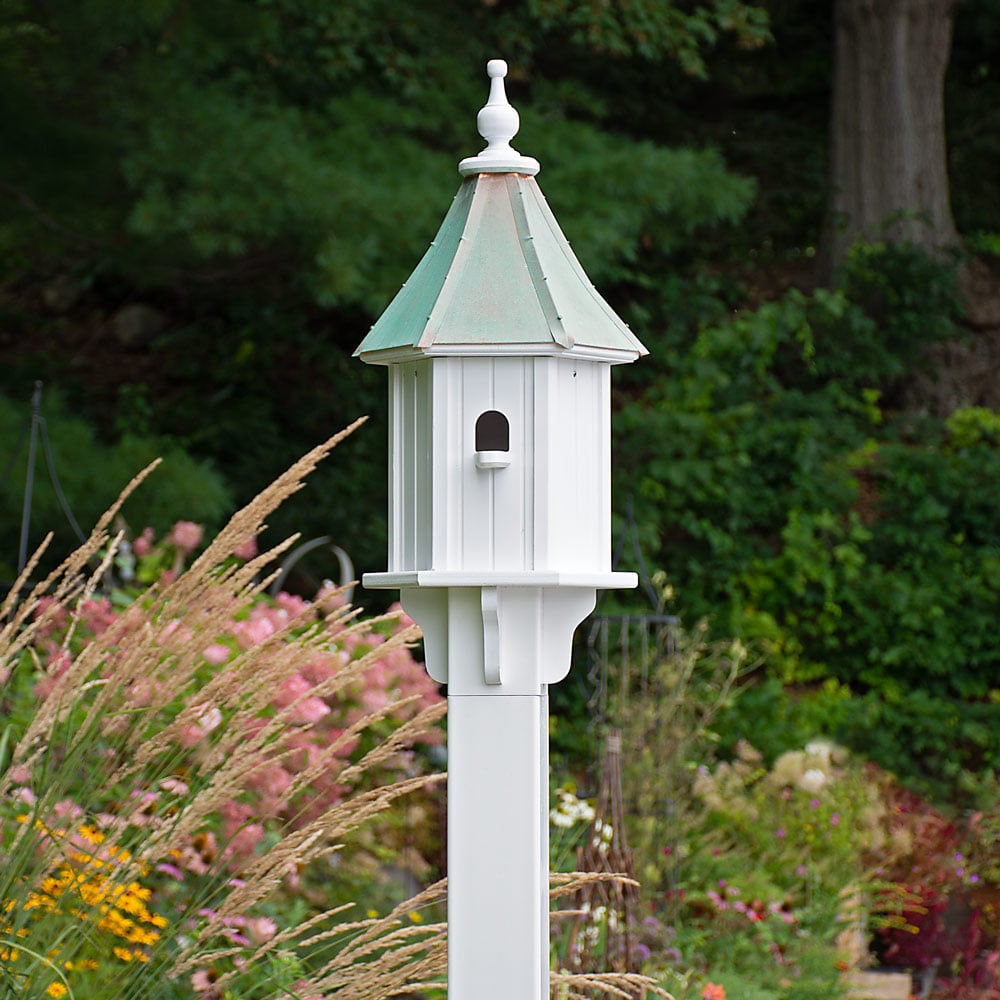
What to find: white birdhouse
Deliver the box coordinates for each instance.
[355,60,647,1000]
[357,60,646,676]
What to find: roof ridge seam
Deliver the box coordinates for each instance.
[509,174,573,350]
[417,177,481,349]
[527,177,648,356]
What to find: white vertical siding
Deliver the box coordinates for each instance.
[537,358,608,573]
[491,357,533,572]
[391,354,610,577]
[389,361,433,572]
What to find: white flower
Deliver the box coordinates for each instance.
[805,739,836,764]
[550,788,595,828]
[799,768,828,793]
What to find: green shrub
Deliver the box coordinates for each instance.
[0,389,231,580]
[615,247,998,802]
[832,241,960,384]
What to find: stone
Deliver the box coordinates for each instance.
[844,969,914,1000]
[109,303,168,349]
[41,274,83,313]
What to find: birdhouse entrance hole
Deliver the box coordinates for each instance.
[476,410,509,451]
[475,410,511,469]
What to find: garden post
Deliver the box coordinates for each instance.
[356,60,646,1000]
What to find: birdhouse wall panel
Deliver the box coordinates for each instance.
[460,359,497,569]
[489,358,534,571]
[388,363,434,572]
[530,358,556,570]
[425,357,536,573]
[533,359,609,574]
[430,359,465,571]
[389,355,610,577]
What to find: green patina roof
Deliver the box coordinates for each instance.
[354,172,647,361]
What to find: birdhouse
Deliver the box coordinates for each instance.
[355,60,648,1000]
[356,60,646,691]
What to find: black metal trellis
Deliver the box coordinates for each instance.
[0,381,87,586]
[586,497,678,728]
[560,501,680,992]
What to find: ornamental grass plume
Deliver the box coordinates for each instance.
[0,419,450,999]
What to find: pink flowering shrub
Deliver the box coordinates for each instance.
[9,522,446,987]
[26,528,444,872]
[1,428,453,1000]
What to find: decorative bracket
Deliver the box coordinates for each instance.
[481,586,502,685]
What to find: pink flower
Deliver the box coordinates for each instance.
[79,597,116,635]
[225,821,265,861]
[233,616,277,649]
[247,764,293,801]
[274,674,312,708]
[12,787,36,807]
[387,601,415,628]
[203,643,231,665]
[159,619,194,647]
[191,968,218,993]
[52,799,84,822]
[292,697,331,725]
[32,597,68,637]
[127,678,167,707]
[233,535,259,561]
[247,916,278,944]
[8,764,30,785]
[160,776,190,796]
[316,584,348,612]
[33,649,72,701]
[275,591,310,618]
[132,526,155,557]
[169,520,204,554]
[702,984,726,1000]
[178,706,222,748]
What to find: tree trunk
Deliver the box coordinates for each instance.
[824,0,961,273]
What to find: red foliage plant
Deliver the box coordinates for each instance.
[871,778,1000,995]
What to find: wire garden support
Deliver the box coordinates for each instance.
[0,381,87,582]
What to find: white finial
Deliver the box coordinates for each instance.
[459,60,540,177]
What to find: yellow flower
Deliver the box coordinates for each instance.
[127,882,151,901]
[46,984,68,998]
[126,926,160,946]
[113,946,135,962]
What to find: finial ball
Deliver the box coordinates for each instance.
[487,59,508,79]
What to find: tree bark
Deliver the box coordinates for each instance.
[825,0,961,273]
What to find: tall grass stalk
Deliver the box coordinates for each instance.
[0,420,448,999]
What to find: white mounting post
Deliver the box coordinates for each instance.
[402,584,597,1000]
